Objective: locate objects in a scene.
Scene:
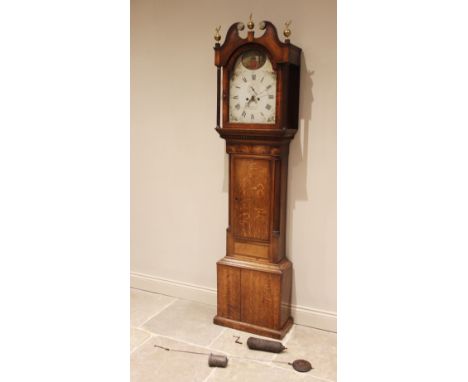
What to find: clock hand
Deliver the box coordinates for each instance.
[249,86,258,96]
[257,84,274,96]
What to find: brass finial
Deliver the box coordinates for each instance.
[214,25,221,42]
[283,20,292,38]
[247,13,254,30]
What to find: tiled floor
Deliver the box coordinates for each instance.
[131,288,336,382]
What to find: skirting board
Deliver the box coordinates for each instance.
[131,271,337,332]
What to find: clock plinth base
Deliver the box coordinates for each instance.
[214,315,293,340]
[214,256,293,339]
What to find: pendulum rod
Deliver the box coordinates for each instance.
[154,344,211,356]
[153,344,312,372]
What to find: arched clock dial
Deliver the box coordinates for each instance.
[229,50,277,124]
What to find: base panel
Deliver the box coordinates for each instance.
[215,256,293,339]
[213,315,293,340]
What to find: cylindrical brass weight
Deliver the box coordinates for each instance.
[246,337,286,353]
[208,353,229,368]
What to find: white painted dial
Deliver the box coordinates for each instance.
[229,50,277,124]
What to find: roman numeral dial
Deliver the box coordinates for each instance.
[229,50,277,124]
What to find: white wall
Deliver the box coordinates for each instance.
[131,0,336,331]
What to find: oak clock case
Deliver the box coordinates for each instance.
[213,20,301,339]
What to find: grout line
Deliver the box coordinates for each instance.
[131,331,223,356]
[131,286,216,307]
[153,333,225,351]
[268,359,335,382]
[294,322,337,334]
[300,373,334,382]
[137,298,178,329]
[312,377,335,382]
[130,332,154,355]
[135,326,156,337]
[131,287,183,304]
[201,367,216,382]
[206,327,227,348]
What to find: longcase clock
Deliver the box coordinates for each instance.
[213,17,301,339]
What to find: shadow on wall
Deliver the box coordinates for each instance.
[289,54,313,207]
[288,54,314,305]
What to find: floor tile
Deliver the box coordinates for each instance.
[131,288,176,327]
[131,336,214,382]
[142,299,223,346]
[206,358,319,382]
[273,325,337,381]
[209,327,278,361]
[131,327,151,352]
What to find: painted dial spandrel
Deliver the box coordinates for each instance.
[229,50,277,124]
